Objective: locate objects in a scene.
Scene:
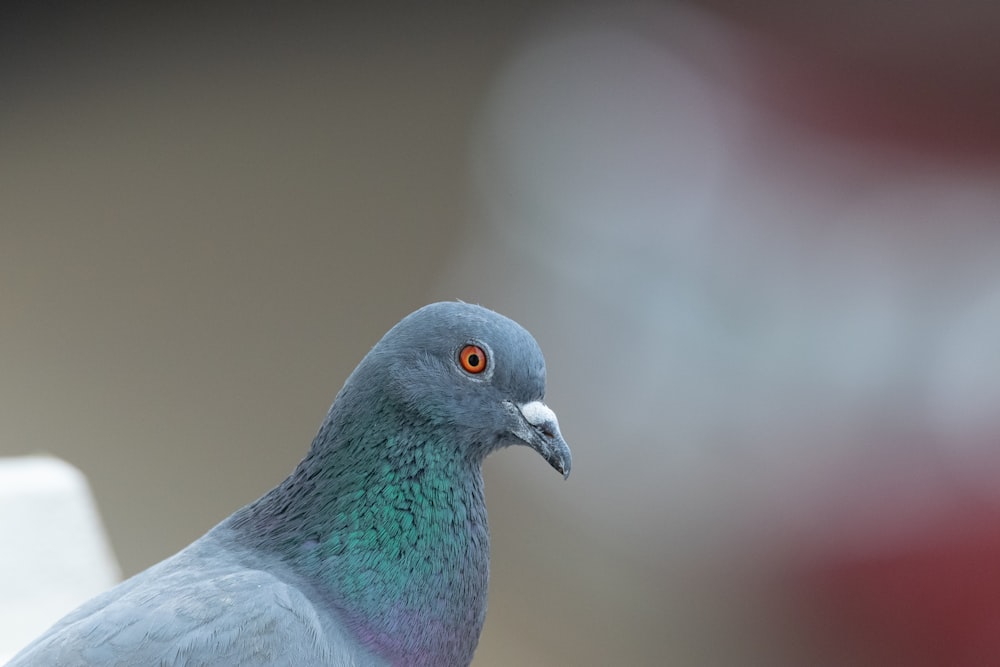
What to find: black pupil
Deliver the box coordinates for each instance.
[467,353,480,368]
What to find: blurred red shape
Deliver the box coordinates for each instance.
[803,507,1000,666]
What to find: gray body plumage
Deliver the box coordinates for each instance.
[8,302,570,667]
[10,530,382,666]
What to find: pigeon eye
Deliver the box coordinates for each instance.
[459,344,487,374]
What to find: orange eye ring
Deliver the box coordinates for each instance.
[459,344,487,374]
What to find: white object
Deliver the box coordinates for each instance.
[0,456,120,661]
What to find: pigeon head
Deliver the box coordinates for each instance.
[345,301,571,478]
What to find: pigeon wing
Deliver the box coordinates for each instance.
[7,548,380,667]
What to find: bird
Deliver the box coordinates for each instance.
[7,302,571,667]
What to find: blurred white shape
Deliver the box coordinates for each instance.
[473,10,732,276]
[0,456,120,661]
[471,10,735,425]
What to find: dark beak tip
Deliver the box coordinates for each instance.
[550,452,571,480]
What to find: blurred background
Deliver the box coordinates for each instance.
[4,1,1000,664]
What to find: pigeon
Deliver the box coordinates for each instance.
[7,302,571,667]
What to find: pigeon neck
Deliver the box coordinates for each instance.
[236,401,491,666]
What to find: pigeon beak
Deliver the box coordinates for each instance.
[504,400,572,479]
